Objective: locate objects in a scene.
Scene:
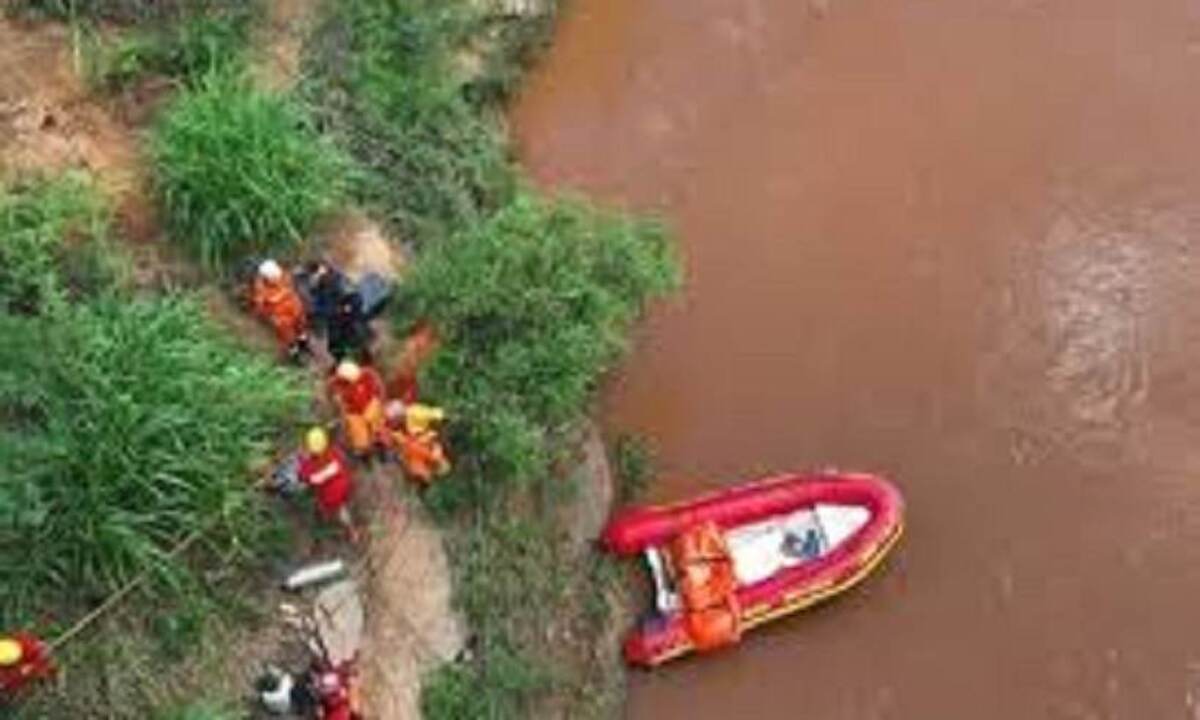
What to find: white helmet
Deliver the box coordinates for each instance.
[336,360,362,382]
[258,259,283,281]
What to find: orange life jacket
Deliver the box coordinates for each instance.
[669,522,743,651]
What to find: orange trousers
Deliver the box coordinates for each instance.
[343,399,385,454]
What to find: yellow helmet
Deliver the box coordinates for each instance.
[305,427,329,455]
[0,638,23,666]
[336,360,362,383]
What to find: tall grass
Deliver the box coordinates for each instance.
[0,296,306,624]
[0,174,122,315]
[152,72,345,270]
[0,177,306,629]
[304,0,513,244]
[86,5,256,91]
[400,193,679,514]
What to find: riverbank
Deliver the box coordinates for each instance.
[301,1,678,716]
[1,1,674,717]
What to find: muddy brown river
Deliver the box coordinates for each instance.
[514,1,1200,717]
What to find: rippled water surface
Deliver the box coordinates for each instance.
[514,1,1200,717]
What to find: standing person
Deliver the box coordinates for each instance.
[328,361,387,458]
[297,427,359,543]
[300,260,348,335]
[251,259,310,361]
[326,291,372,364]
[0,632,54,700]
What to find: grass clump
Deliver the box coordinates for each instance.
[152,72,344,269]
[0,174,122,314]
[0,295,306,624]
[0,175,305,624]
[613,433,655,504]
[86,5,256,91]
[304,0,514,244]
[402,192,678,514]
[0,175,306,717]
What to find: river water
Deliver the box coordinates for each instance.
[513,1,1200,717]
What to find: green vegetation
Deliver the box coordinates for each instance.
[152,71,345,269]
[404,194,678,515]
[305,0,679,716]
[304,0,515,243]
[613,433,655,504]
[85,5,256,91]
[0,177,306,718]
[0,295,305,621]
[158,700,238,720]
[6,0,236,24]
[0,173,121,314]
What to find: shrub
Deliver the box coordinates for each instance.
[304,0,513,244]
[398,192,679,513]
[0,295,306,625]
[88,6,255,91]
[0,174,121,314]
[152,72,344,269]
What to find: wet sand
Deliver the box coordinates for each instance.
[514,1,1200,717]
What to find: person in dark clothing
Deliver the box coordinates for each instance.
[300,261,349,335]
[327,290,372,364]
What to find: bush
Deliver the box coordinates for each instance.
[152,72,344,269]
[0,174,121,314]
[0,295,306,625]
[304,0,513,244]
[400,192,678,513]
[88,6,255,91]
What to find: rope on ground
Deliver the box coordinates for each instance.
[48,524,212,653]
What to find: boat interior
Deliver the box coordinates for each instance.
[645,504,872,614]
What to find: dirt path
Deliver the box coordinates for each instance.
[0,19,143,220]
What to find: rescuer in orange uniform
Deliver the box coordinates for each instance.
[0,632,54,700]
[328,360,387,458]
[384,400,451,485]
[251,259,310,361]
[297,427,358,542]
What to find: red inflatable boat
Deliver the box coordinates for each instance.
[602,472,904,667]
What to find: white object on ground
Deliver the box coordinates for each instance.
[284,559,347,591]
[259,667,294,714]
